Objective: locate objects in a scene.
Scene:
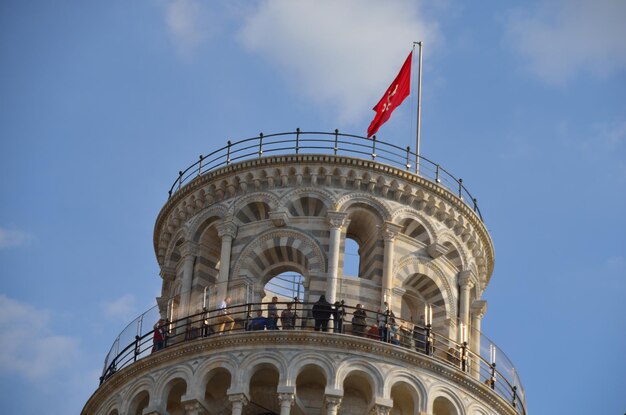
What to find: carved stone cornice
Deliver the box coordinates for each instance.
[426,241,449,258]
[228,392,249,406]
[160,266,176,282]
[269,210,289,227]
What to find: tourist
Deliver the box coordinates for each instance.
[351,303,367,336]
[247,309,268,331]
[312,295,332,331]
[267,296,279,330]
[280,302,296,330]
[332,301,346,333]
[216,296,235,333]
[152,318,167,353]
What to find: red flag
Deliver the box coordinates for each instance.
[367,51,412,138]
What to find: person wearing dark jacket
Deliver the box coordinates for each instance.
[312,295,332,331]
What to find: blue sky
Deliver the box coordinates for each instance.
[0,1,624,414]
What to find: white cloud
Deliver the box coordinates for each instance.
[0,294,80,380]
[164,0,217,58]
[238,0,441,123]
[505,0,626,85]
[102,293,136,320]
[0,226,33,248]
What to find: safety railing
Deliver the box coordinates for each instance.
[166,130,483,221]
[100,301,525,414]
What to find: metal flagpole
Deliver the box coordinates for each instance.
[414,41,423,174]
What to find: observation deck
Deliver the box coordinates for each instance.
[85,131,523,415]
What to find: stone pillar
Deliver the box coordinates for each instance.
[458,270,475,342]
[326,211,349,303]
[470,299,487,380]
[324,395,342,415]
[228,393,248,415]
[278,393,295,415]
[381,222,402,308]
[216,220,238,301]
[179,241,199,320]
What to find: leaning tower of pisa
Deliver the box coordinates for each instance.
[83,131,526,415]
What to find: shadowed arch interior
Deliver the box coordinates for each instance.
[345,204,384,282]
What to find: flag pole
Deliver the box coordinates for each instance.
[414,41,423,174]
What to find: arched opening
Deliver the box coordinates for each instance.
[264,272,305,303]
[204,368,231,413]
[400,218,431,245]
[107,410,119,415]
[391,381,418,415]
[342,371,373,415]
[165,378,187,415]
[433,396,458,415]
[345,205,383,283]
[236,201,271,223]
[287,196,328,217]
[343,238,360,278]
[294,364,327,414]
[401,274,446,330]
[249,365,280,414]
[128,390,149,415]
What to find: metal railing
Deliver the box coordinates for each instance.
[100,301,525,414]
[167,130,483,221]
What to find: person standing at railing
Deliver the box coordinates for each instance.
[351,304,367,336]
[247,309,268,331]
[267,296,279,330]
[389,318,401,345]
[216,296,235,333]
[413,315,427,353]
[312,295,332,331]
[332,301,346,333]
[152,319,167,353]
[280,302,296,329]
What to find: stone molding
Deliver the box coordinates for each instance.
[84,332,518,415]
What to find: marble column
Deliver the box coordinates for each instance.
[470,299,487,380]
[278,393,295,415]
[216,220,238,301]
[381,222,402,309]
[458,270,475,342]
[179,241,199,320]
[326,211,349,303]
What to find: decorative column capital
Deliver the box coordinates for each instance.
[228,392,249,406]
[278,392,295,407]
[324,395,342,411]
[471,299,488,319]
[181,398,208,415]
[216,220,238,239]
[327,211,349,229]
[381,221,403,242]
[370,404,393,415]
[180,240,199,259]
[458,270,476,289]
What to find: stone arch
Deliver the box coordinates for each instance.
[335,360,384,396]
[196,358,236,415]
[466,404,489,415]
[395,256,456,320]
[336,192,393,221]
[230,191,280,223]
[163,229,189,271]
[99,396,122,415]
[429,387,465,415]
[283,192,334,218]
[153,366,193,405]
[281,186,337,210]
[392,207,436,238]
[188,204,228,242]
[436,230,468,274]
[237,352,288,392]
[121,378,153,415]
[382,370,427,409]
[287,353,335,387]
[231,228,327,283]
